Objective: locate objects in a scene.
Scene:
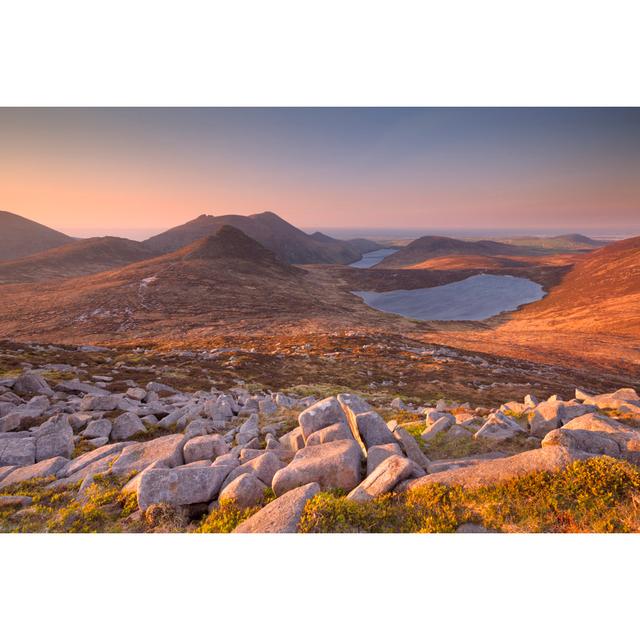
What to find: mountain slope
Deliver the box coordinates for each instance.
[0,226,362,343]
[143,211,361,265]
[0,236,157,283]
[498,234,607,252]
[426,236,640,370]
[0,210,73,260]
[375,235,538,269]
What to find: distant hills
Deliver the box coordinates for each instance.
[375,236,537,269]
[142,211,361,265]
[0,210,73,260]
[497,234,606,252]
[374,234,605,270]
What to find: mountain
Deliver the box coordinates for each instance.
[375,235,537,269]
[427,236,640,370]
[143,211,361,265]
[0,236,157,283]
[0,226,355,343]
[0,210,73,260]
[498,234,607,252]
[343,238,385,254]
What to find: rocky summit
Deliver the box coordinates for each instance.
[1,340,639,533]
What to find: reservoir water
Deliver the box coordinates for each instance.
[352,273,545,321]
[349,248,398,269]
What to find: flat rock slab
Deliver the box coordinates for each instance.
[0,456,68,489]
[110,434,186,475]
[272,440,362,496]
[58,442,130,479]
[405,447,592,491]
[348,455,417,502]
[0,437,35,467]
[234,482,320,533]
[137,465,229,510]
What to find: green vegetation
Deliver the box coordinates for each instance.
[197,486,276,533]
[0,472,137,533]
[299,457,640,533]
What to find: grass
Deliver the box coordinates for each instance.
[0,472,138,533]
[197,486,276,533]
[299,457,640,533]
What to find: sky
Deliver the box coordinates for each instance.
[1,107,639,239]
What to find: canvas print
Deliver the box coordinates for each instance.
[1,107,639,533]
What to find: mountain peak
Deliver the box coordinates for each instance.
[180,225,279,263]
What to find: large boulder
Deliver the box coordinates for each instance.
[279,427,305,451]
[272,440,362,496]
[222,452,284,489]
[366,443,403,475]
[13,373,53,397]
[83,419,112,439]
[549,413,640,462]
[79,395,119,412]
[348,411,396,449]
[234,482,321,533]
[528,400,595,437]
[305,422,353,447]
[298,397,346,440]
[404,447,592,491]
[183,434,229,464]
[110,434,186,475]
[541,428,620,457]
[348,455,419,502]
[137,465,229,510]
[474,411,526,442]
[218,472,267,508]
[581,388,640,413]
[336,393,373,415]
[111,412,146,441]
[34,415,74,461]
[0,436,36,466]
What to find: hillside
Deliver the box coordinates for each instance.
[143,211,361,265]
[426,236,640,370]
[0,210,73,260]
[375,235,539,269]
[498,233,607,252]
[0,226,393,344]
[0,236,157,283]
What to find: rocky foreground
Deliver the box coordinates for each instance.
[2,349,640,533]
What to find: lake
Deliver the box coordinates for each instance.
[349,248,398,268]
[352,273,545,321]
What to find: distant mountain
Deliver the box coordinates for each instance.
[0,210,73,260]
[375,235,533,269]
[143,211,361,265]
[498,234,607,252]
[0,236,157,284]
[343,238,385,254]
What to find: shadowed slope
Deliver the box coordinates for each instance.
[0,236,157,283]
[143,211,361,265]
[0,210,73,260]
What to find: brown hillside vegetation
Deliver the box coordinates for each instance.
[426,236,640,370]
[0,236,157,283]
